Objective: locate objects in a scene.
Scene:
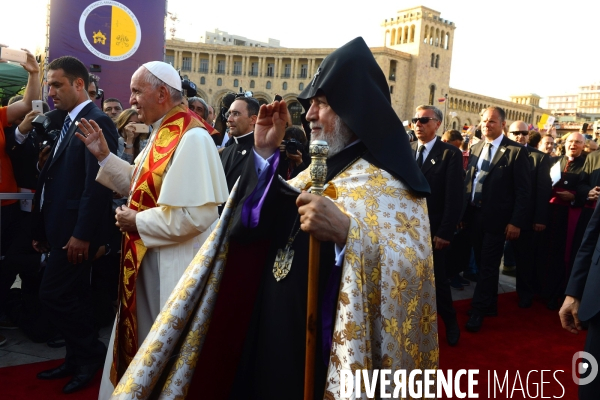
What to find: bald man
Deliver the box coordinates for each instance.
[507,121,552,308]
[541,132,587,310]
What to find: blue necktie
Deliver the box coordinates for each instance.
[53,115,72,156]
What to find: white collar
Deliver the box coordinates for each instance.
[484,134,504,148]
[232,131,253,144]
[417,135,437,151]
[67,100,91,121]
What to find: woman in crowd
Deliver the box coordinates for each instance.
[115,108,148,164]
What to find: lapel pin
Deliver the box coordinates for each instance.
[241,150,247,155]
[431,159,436,164]
[564,181,568,185]
[500,148,506,153]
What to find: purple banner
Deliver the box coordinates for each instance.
[48,0,166,109]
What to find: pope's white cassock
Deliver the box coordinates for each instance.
[97,115,228,399]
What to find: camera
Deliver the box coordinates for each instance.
[181,79,197,97]
[31,114,60,148]
[282,138,304,154]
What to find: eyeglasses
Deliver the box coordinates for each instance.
[411,117,438,124]
[225,110,244,119]
[510,131,529,136]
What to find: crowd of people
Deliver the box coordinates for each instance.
[1,37,599,399]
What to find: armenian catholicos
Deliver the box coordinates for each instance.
[109,38,437,400]
[75,61,228,399]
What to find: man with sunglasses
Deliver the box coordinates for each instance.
[463,107,531,332]
[507,121,552,309]
[220,95,259,191]
[410,105,464,346]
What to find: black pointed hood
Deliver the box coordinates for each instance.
[297,37,430,196]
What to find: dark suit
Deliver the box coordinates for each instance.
[513,146,552,302]
[464,136,531,314]
[220,132,254,192]
[411,138,464,322]
[565,202,600,399]
[573,151,600,265]
[32,101,118,367]
[542,154,586,306]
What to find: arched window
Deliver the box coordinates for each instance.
[423,25,429,44]
[390,29,396,46]
[410,25,415,42]
[390,85,394,94]
[431,53,435,67]
[266,81,271,89]
[435,54,440,68]
[287,101,304,126]
[299,82,304,91]
[250,80,255,89]
[233,79,239,87]
[200,76,205,85]
[435,28,440,47]
[283,82,288,90]
[217,78,222,87]
[403,26,409,43]
[452,121,457,129]
[428,84,436,105]
[429,27,434,45]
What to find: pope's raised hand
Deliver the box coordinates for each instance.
[254,100,289,159]
[75,118,111,162]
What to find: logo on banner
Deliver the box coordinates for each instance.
[78,1,141,61]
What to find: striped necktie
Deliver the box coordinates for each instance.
[53,115,72,156]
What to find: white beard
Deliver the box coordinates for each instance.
[310,116,355,158]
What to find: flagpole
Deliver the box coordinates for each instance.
[444,93,448,130]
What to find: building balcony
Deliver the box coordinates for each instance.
[199,67,208,73]
[248,72,259,76]
[281,73,291,78]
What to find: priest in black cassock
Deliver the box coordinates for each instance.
[542,132,587,310]
[110,37,438,400]
[219,95,259,191]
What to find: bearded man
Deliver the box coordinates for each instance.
[109,37,437,400]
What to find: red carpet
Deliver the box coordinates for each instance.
[439,292,587,399]
[0,358,101,400]
[0,292,588,399]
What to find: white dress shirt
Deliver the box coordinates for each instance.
[415,136,437,162]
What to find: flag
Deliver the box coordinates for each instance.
[438,98,446,103]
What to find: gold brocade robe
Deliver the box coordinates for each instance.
[111,158,438,400]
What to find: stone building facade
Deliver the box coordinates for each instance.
[165,5,552,127]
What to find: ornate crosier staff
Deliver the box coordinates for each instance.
[304,140,328,400]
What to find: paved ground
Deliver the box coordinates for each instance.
[0,270,516,369]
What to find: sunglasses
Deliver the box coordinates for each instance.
[412,117,438,124]
[510,131,529,136]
